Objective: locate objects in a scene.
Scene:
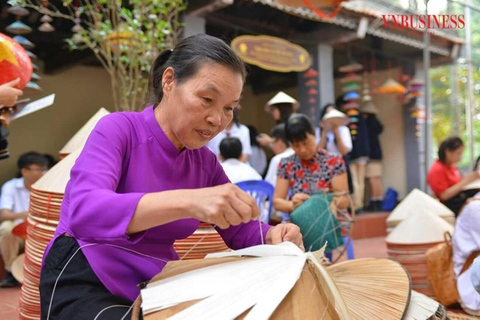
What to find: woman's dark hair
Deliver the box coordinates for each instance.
[148,34,247,105]
[475,155,480,170]
[220,137,243,160]
[247,125,260,147]
[273,103,294,124]
[271,123,288,146]
[438,136,464,163]
[285,114,315,143]
[319,103,336,122]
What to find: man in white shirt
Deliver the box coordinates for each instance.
[219,137,261,184]
[264,124,294,188]
[0,152,48,287]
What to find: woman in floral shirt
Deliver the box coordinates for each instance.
[273,114,349,213]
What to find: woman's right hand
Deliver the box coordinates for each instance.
[292,193,310,210]
[0,78,23,107]
[190,184,260,229]
[465,171,480,184]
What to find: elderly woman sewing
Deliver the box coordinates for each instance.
[39,35,302,320]
[273,114,349,213]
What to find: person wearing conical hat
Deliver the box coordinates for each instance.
[39,35,302,319]
[257,91,299,149]
[316,103,353,197]
[427,137,480,215]
[0,152,48,287]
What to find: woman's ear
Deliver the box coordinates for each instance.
[162,67,175,98]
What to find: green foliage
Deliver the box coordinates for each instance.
[16,0,185,111]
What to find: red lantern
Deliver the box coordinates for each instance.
[0,33,33,89]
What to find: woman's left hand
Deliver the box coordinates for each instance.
[266,223,304,251]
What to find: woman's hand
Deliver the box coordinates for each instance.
[190,183,260,229]
[292,193,310,210]
[257,133,273,148]
[266,223,304,250]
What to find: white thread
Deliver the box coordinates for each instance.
[93,304,130,320]
[120,296,139,320]
[258,218,264,245]
[46,241,170,320]
[46,243,98,320]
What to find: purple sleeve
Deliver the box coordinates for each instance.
[67,114,146,242]
[207,153,272,249]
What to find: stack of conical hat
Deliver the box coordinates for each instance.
[386,209,454,297]
[19,148,81,320]
[174,222,229,260]
[58,108,110,159]
[386,188,455,229]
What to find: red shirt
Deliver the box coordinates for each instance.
[427,160,461,199]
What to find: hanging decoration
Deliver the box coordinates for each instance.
[38,1,55,32]
[302,67,320,123]
[339,50,363,140]
[276,0,346,19]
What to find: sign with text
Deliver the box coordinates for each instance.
[231,35,311,73]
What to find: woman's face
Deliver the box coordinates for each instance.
[291,133,317,161]
[446,146,464,164]
[157,63,243,150]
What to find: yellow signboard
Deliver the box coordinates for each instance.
[231,35,311,73]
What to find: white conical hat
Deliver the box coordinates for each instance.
[322,109,349,127]
[463,179,480,191]
[59,108,110,156]
[386,208,454,244]
[265,91,299,111]
[33,148,82,194]
[386,188,454,228]
[361,101,378,114]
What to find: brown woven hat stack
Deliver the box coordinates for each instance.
[19,149,81,320]
[386,188,455,232]
[386,209,454,297]
[58,108,110,159]
[173,222,229,260]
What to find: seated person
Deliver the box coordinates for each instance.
[452,194,480,316]
[220,137,261,184]
[0,151,48,287]
[264,123,294,188]
[273,114,349,214]
[427,137,480,215]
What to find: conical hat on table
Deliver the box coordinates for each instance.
[32,148,82,194]
[59,108,110,157]
[386,209,454,245]
[386,189,455,228]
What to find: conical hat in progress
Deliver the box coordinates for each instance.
[405,290,446,319]
[59,108,110,156]
[32,148,82,194]
[326,258,411,320]
[265,91,299,111]
[386,189,454,227]
[377,78,406,94]
[386,209,454,245]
